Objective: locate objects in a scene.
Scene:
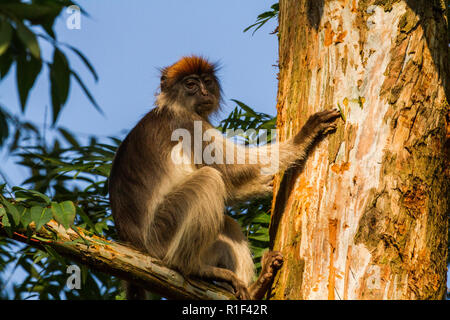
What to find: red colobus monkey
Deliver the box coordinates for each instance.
[109,56,340,299]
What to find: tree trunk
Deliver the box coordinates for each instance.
[269,0,449,300]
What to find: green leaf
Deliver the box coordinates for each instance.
[15,21,41,59]
[94,220,108,235]
[43,244,66,266]
[0,197,20,226]
[249,245,267,259]
[0,106,9,146]
[12,187,51,205]
[20,206,33,228]
[51,201,76,229]
[243,2,279,35]
[76,207,96,232]
[71,69,103,116]
[0,49,13,78]
[1,210,11,228]
[0,3,61,23]
[30,206,52,231]
[0,207,7,227]
[66,45,98,81]
[58,127,79,147]
[0,17,13,56]
[32,250,48,265]
[230,99,257,117]
[251,214,271,225]
[16,53,42,112]
[337,103,346,122]
[248,232,269,242]
[50,48,71,124]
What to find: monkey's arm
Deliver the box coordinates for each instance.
[213,108,341,199]
[226,173,273,204]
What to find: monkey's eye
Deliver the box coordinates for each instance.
[204,79,213,86]
[184,80,197,90]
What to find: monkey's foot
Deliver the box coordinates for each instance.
[233,279,251,300]
[249,251,283,300]
[213,280,250,300]
[203,267,251,300]
[215,278,251,300]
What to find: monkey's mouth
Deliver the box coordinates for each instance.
[195,102,215,114]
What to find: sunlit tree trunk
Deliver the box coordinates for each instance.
[269,0,449,300]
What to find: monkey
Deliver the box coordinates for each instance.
[108,55,341,300]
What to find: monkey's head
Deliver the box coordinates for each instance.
[158,55,222,118]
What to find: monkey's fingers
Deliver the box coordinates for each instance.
[233,282,251,300]
[321,108,342,122]
[249,251,283,299]
[262,251,284,272]
[322,123,338,135]
[269,252,284,269]
[272,254,284,269]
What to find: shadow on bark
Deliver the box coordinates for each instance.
[269,130,336,249]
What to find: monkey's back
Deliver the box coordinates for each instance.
[109,107,182,251]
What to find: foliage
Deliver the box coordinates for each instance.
[0,130,121,299]
[0,0,101,148]
[244,3,279,35]
[0,0,112,299]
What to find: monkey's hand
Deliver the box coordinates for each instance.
[249,251,283,300]
[294,108,341,144]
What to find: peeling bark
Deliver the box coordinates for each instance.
[0,220,236,300]
[270,0,448,300]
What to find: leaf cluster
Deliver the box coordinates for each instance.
[243,3,279,35]
[0,0,101,148]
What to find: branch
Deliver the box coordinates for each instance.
[0,220,236,300]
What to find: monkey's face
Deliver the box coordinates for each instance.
[165,74,220,118]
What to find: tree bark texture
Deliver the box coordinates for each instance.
[269,0,449,300]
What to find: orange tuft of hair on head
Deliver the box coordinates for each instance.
[162,55,218,86]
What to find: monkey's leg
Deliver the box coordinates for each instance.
[249,251,283,300]
[159,166,226,273]
[202,215,255,299]
[198,265,251,300]
[155,167,249,299]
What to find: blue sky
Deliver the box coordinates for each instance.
[0,0,279,186]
